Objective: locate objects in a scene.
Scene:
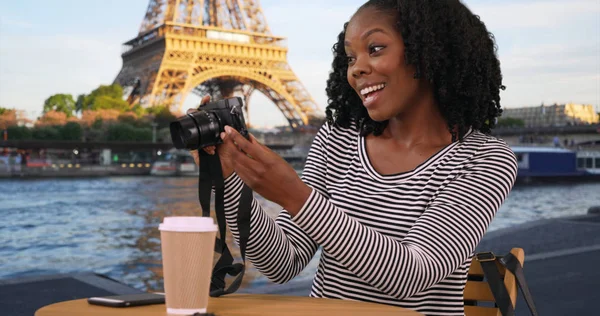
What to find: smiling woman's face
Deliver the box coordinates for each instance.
[345,7,427,122]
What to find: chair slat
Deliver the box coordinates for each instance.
[464,248,525,316]
[464,305,499,316]
[464,281,495,302]
[469,259,484,276]
[506,248,525,309]
[469,259,506,277]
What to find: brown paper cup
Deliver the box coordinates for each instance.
[159,217,217,315]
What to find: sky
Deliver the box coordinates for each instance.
[0,0,599,128]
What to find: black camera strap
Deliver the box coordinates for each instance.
[476,252,538,316]
[197,150,252,297]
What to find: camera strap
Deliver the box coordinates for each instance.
[197,150,252,297]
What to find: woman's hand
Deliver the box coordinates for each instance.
[220,126,312,216]
[187,95,235,178]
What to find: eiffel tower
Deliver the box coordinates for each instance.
[113,0,323,129]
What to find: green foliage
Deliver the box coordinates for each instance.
[106,123,152,142]
[32,126,62,140]
[496,117,525,128]
[92,95,130,111]
[11,123,81,141]
[118,113,152,128]
[0,106,7,115]
[147,105,177,129]
[61,122,83,141]
[75,94,86,113]
[144,105,165,116]
[32,84,181,143]
[43,94,76,117]
[83,84,122,108]
[77,84,132,112]
[92,118,103,129]
[129,103,146,117]
[117,113,137,125]
[7,125,32,140]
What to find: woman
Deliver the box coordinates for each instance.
[191,0,517,315]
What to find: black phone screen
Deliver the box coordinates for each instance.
[87,292,165,307]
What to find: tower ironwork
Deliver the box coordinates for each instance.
[114,0,323,128]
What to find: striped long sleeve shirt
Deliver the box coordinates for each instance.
[222,121,518,316]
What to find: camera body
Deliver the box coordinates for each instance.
[170,97,249,150]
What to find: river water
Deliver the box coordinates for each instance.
[1,177,599,292]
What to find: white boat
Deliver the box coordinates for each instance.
[150,149,198,176]
[577,150,600,175]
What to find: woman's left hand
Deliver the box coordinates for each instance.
[221,126,312,216]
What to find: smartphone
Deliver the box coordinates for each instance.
[87,292,165,307]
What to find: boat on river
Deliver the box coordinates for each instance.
[150,149,198,176]
[577,150,600,175]
[512,146,600,182]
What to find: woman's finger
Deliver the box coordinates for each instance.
[232,155,263,187]
[200,95,211,107]
[188,96,211,114]
[249,133,270,151]
[225,126,267,162]
[230,142,263,179]
[190,150,200,165]
[202,146,216,155]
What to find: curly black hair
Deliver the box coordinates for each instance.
[325,0,505,141]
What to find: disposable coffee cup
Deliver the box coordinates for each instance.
[159,216,217,315]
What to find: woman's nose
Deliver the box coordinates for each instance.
[351,56,371,78]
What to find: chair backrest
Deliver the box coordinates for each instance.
[464,247,525,316]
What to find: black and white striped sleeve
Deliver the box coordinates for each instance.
[291,139,518,299]
[221,123,331,283]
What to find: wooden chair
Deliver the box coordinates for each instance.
[464,248,525,316]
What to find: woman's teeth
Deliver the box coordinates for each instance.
[360,84,386,97]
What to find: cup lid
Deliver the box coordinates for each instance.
[159,216,217,232]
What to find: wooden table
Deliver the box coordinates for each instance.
[35,294,423,315]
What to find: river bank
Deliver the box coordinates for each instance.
[0,165,153,178]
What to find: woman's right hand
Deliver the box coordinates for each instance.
[187,95,235,179]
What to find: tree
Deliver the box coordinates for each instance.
[60,122,83,141]
[83,84,130,111]
[106,123,152,142]
[7,125,32,140]
[75,94,86,113]
[80,109,121,127]
[147,105,176,129]
[32,126,61,140]
[44,94,76,117]
[92,95,130,111]
[117,112,151,128]
[496,117,525,128]
[0,107,17,129]
[118,112,138,125]
[37,110,68,127]
[129,103,146,117]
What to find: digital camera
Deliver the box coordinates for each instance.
[169,97,249,150]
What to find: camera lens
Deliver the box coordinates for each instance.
[170,115,200,150]
[169,111,221,150]
[194,111,221,147]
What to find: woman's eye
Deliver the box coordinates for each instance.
[346,56,356,65]
[369,45,384,54]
